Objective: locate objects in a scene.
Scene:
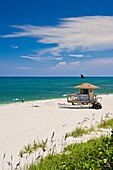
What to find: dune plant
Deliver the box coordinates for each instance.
[97,113,113,129]
[19,138,48,157]
[2,113,113,170]
[26,135,113,170]
[67,115,95,138]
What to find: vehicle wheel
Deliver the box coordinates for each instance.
[92,103,96,109]
[99,105,102,109]
[95,103,102,109]
[92,103,102,109]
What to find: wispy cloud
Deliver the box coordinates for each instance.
[69,54,84,58]
[20,46,63,61]
[1,16,113,60]
[50,57,113,73]
[20,55,63,61]
[11,45,19,49]
[51,61,80,70]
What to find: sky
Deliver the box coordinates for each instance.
[0,0,113,76]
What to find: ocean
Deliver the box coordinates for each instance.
[0,77,113,104]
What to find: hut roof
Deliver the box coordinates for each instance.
[75,83,100,89]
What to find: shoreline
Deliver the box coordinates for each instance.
[0,94,113,168]
[0,93,112,106]
[0,97,66,106]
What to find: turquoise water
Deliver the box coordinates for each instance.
[0,77,113,104]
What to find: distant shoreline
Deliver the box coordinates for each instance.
[0,77,113,104]
[0,93,112,106]
[0,93,111,106]
[0,94,113,105]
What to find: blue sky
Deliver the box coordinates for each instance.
[0,0,113,76]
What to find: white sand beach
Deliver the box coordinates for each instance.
[0,94,113,169]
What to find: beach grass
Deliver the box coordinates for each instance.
[1,94,113,170]
[19,114,113,170]
[2,113,113,170]
[26,135,113,170]
[67,113,113,138]
[97,113,113,129]
[66,114,96,138]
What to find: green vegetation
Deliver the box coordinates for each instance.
[67,126,89,137]
[66,126,94,137]
[19,139,48,157]
[98,118,113,129]
[3,114,113,170]
[27,136,113,170]
[67,113,113,138]
[22,114,113,170]
[66,116,95,138]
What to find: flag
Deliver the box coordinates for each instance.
[81,74,85,79]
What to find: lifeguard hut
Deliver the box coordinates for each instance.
[67,83,102,109]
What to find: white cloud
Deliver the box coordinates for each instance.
[20,46,63,61]
[1,16,113,60]
[11,45,19,49]
[35,47,62,57]
[20,55,63,61]
[20,56,37,61]
[69,54,84,58]
[50,57,113,75]
[51,61,80,70]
